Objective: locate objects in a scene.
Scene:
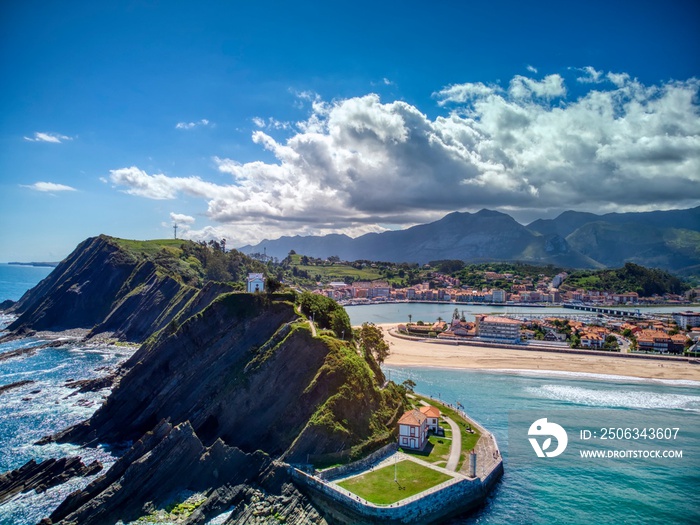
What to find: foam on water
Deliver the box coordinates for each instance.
[526,383,700,412]
[494,368,700,387]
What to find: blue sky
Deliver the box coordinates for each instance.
[1,0,699,261]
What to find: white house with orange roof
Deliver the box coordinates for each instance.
[419,405,441,432]
[398,409,428,450]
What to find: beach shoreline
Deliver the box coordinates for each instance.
[378,323,700,383]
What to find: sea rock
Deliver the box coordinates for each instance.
[0,380,35,396]
[0,457,102,505]
[0,299,15,311]
[182,463,328,525]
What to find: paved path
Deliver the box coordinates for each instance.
[417,399,461,472]
[295,305,317,337]
[443,415,461,471]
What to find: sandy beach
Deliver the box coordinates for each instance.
[378,324,700,382]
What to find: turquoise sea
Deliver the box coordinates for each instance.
[1,267,699,524]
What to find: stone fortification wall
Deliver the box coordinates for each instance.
[291,467,493,525]
[316,443,397,481]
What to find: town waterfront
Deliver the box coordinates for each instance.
[346,301,700,326]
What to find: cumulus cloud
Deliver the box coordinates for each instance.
[435,82,499,105]
[575,66,604,83]
[22,182,77,192]
[24,132,72,143]
[175,119,210,130]
[508,74,567,99]
[170,212,195,224]
[109,70,700,246]
[107,166,241,200]
[526,65,538,74]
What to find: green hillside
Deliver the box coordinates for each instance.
[562,263,689,296]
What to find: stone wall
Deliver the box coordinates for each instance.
[291,467,494,525]
[316,443,397,481]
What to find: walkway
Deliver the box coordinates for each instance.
[418,400,461,472]
[295,305,317,337]
[443,416,461,471]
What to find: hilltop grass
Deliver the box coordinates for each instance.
[337,460,452,504]
[110,238,186,257]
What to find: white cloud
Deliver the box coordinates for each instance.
[435,82,499,105]
[607,71,631,87]
[22,182,77,192]
[526,65,538,74]
[170,212,195,224]
[108,166,241,200]
[508,74,566,99]
[575,66,604,83]
[252,116,291,130]
[175,119,211,130]
[23,132,72,143]
[108,71,700,247]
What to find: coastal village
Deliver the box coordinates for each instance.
[302,269,700,356]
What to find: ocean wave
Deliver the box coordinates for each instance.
[494,368,700,388]
[526,384,700,412]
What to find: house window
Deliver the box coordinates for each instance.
[410,427,416,436]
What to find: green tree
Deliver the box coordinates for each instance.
[402,379,416,392]
[265,276,282,294]
[359,322,390,364]
[205,256,231,282]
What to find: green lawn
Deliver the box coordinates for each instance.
[336,460,453,505]
[412,396,481,470]
[400,422,452,466]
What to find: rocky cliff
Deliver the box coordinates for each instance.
[1,236,406,524]
[4,235,253,342]
[50,292,404,462]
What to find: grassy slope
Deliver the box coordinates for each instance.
[289,254,383,282]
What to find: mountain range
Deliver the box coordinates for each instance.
[240,206,700,275]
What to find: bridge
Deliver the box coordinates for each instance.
[563,304,646,318]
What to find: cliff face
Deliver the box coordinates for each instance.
[5,236,240,342]
[37,292,404,524]
[57,293,404,462]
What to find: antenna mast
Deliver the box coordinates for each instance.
[173,223,178,239]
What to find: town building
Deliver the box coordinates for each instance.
[246,273,265,293]
[673,311,700,330]
[475,315,522,343]
[398,409,428,450]
[491,289,506,303]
